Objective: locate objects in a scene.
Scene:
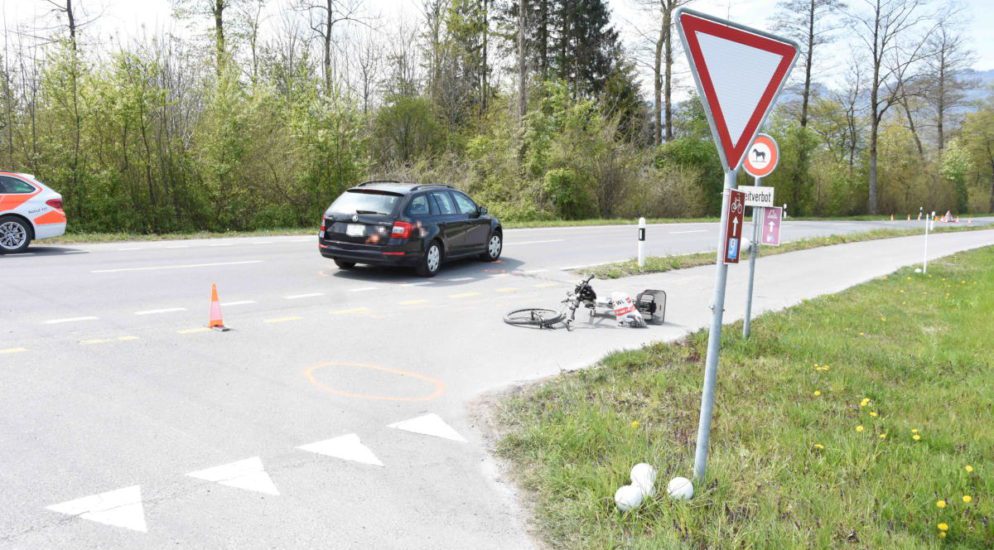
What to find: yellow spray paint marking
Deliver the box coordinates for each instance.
[399,299,429,306]
[178,327,211,335]
[305,361,446,402]
[117,336,140,342]
[0,347,28,355]
[80,339,112,346]
[265,316,303,324]
[330,307,371,316]
[449,292,480,299]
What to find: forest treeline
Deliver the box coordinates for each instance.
[0,0,992,233]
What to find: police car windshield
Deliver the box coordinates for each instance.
[328,190,400,216]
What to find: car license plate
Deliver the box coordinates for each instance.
[346,224,365,237]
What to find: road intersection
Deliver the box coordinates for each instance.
[2,219,993,548]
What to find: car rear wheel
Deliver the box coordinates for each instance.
[0,217,30,254]
[416,241,442,277]
[480,231,502,262]
[334,259,356,270]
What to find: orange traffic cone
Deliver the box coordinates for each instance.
[208,283,228,331]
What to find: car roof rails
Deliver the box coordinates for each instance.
[410,183,454,191]
[356,180,400,187]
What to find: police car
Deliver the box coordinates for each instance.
[0,172,66,253]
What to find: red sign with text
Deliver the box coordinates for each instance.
[724,189,746,264]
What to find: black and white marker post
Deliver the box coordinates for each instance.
[675,8,798,483]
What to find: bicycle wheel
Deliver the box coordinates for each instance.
[503,308,564,328]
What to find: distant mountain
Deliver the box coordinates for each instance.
[963,69,994,105]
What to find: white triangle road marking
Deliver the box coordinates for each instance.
[297,433,384,466]
[695,31,783,145]
[186,456,280,496]
[46,485,148,533]
[388,413,467,443]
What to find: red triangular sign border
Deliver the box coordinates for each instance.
[678,10,798,171]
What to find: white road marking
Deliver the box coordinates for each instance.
[134,307,187,316]
[517,269,547,275]
[285,293,324,300]
[222,300,257,307]
[348,287,378,293]
[505,239,564,246]
[116,247,147,251]
[446,277,474,282]
[297,434,384,467]
[669,230,708,235]
[46,485,147,533]
[92,260,263,274]
[80,339,112,345]
[0,347,28,354]
[401,282,433,287]
[44,316,99,325]
[557,260,626,271]
[187,457,279,496]
[63,251,88,255]
[388,413,467,443]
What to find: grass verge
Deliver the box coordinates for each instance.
[585,224,989,279]
[494,246,994,548]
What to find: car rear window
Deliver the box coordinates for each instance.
[328,190,401,215]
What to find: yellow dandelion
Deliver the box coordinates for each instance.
[859,332,865,336]
[813,443,825,450]
[630,420,639,429]
[936,499,947,509]
[856,425,865,433]
[813,390,822,397]
[937,522,949,532]
[869,411,878,417]
[939,531,947,539]
[860,398,871,407]
[912,428,919,433]
[965,465,974,473]
[913,434,922,441]
[963,495,972,503]
[879,433,887,440]
[880,316,886,322]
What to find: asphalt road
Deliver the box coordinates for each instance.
[2,218,993,549]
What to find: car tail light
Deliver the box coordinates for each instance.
[391,221,413,240]
[320,220,326,232]
[46,198,63,210]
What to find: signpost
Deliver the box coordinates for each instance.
[676,8,798,484]
[762,206,783,245]
[724,189,746,264]
[742,134,780,339]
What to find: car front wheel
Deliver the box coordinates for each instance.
[481,231,502,262]
[0,217,31,254]
[416,241,442,277]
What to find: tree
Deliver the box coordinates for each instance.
[172,0,249,76]
[772,0,844,129]
[517,0,527,119]
[850,0,931,214]
[923,17,974,152]
[961,100,994,212]
[295,0,365,95]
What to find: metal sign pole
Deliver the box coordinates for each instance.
[743,175,762,339]
[693,169,737,482]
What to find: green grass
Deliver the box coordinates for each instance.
[502,217,718,229]
[494,246,994,548]
[586,225,989,279]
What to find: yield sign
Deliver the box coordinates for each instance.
[676,9,799,171]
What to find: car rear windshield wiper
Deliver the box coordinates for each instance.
[355,209,387,215]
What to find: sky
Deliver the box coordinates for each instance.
[3,0,992,99]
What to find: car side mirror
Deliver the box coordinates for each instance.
[478,206,488,216]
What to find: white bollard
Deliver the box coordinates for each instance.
[637,217,646,270]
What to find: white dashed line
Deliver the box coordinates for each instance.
[91,260,263,274]
[0,348,28,355]
[348,287,378,293]
[134,308,187,316]
[517,269,547,275]
[285,293,324,300]
[446,277,474,282]
[223,300,257,307]
[401,282,433,287]
[44,316,99,325]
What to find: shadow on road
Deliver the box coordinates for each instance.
[319,256,527,286]
[1,246,87,257]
